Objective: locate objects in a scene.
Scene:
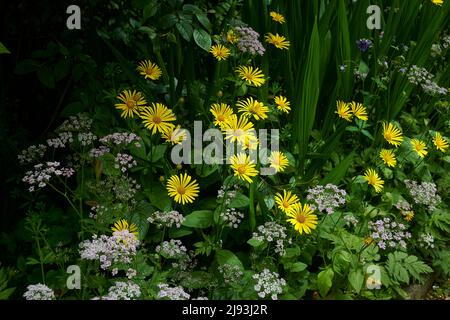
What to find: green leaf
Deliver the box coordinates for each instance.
[0,287,15,300]
[147,184,171,211]
[215,249,244,269]
[150,144,167,162]
[169,227,193,238]
[264,196,275,210]
[247,237,263,247]
[229,194,250,208]
[180,271,213,289]
[196,14,212,32]
[182,210,213,228]
[405,258,433,281]
[289,262,307,273]
[361,130,375,140]
[358,60,369,75]
[143,1,159,19]
[321,151,355,185]
[160,14,178,29]
[176,21,193,41]
[0,42,10,54]
[294,19,320,172]
[193,29,211,52]
[139,26,157,39]
[345,126,359,132]
[37,66,55,88]
[14,59,39,74]
[284,246,301,258]
[53,59,70,81]
[132,201,154,240]
[26,257,40,265]
[348,269,364,294]
[317,268,334,297]
[61,102,84,117]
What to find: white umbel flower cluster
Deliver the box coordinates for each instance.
[252,269,286,300]
[23,283,55,300]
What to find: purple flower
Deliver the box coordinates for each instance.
[356,38,372,52]
[306,184,346,215]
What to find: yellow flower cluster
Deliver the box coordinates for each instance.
[335,100,368,121]
[362,121,449,194]
[114,60,190,146]
[275,190,318,235]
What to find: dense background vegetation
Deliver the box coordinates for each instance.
[0,0,449,300]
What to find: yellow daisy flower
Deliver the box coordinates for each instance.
[274,190,299,214]
[268,151,289,173]
[166,173,200,205]
[349,101,368,121]
[209,44,230,61]
[111,219,138,237]
[140,103,176,134]
[379,149,397,167]
[363,168,384,193]
[382,122,403,147]
[335,100,352,121]
[161,125,187,145]
[115,90,147,119]
[411,139,428,158]
[265,33,290,50]
[433,132,449,152]
[274,95,291,113]
[242,135,259,151]
[210,103,234,129]
[404,211,414,222]
[236,97,269,120]
[236,66,265,87]
[431,0,443,6]
[229,153,259,183]
[270,11,285,24]
[226,30,238,44]
[137,60,162,80]
[286,203,318,235]
[222,114,255,145]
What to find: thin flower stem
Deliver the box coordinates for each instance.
[249,181,256,232]
[35,237,46,284]
[47,182,81,219]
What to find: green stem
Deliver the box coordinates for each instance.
[249,181,256,232]
[79,155,85,240]
[47,182,79,215]
[35,237,46,284]
[161,226,166,244]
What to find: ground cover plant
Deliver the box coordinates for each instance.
[0,0,449,300]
